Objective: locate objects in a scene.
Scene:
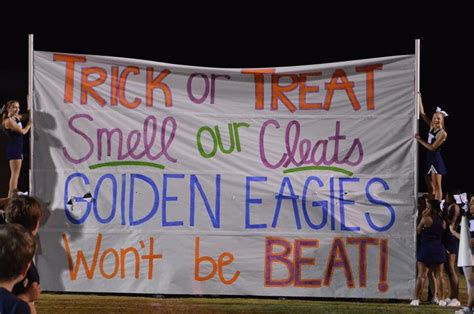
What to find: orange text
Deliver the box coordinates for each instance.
[63,233,163,280]
[242,64,382,113]
[53,54,172,108]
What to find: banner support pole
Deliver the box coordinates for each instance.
[414,39,420,200]
[28,34,34,195]
[414,39,421,276]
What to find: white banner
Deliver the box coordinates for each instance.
[33,51,416,298]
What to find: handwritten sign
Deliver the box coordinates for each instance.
[33,52,416,298]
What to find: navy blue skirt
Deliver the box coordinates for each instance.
[6,141,23,160]
[426,151,446,175]
[417,240,447,265]
[443,233,459,255]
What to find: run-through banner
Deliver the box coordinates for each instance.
[33,51,416,298]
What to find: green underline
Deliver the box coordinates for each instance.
[283,166,353,176]
[89,161,165,170]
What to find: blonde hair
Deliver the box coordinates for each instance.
[0,99,19,128]
[431,112,445,130]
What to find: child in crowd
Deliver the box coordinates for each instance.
[0,189,22,211]
[0,223,37,314]
[0,197,9,210]
[0,195,42,309]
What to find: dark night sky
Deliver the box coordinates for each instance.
[0,3,472,196]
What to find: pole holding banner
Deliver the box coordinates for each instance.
[28,34,34,195]
[414,39,420,200]
[415,39,420,118]
[413,39,421,276]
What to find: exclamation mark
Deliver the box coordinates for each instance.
[378,239,389,292]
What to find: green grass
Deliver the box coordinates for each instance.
[36,272,467,313]
[36,293,458,313]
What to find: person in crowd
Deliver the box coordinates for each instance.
[0,197,9,211]
[411,199,446,306]
[0,223,37,314]
[416,195,429,247]
[415,93,447,201]
[441,191,461,307]
[0,100,32,197]
[416,194,439,304]
[1,194,42,310]
[0,189,20,211]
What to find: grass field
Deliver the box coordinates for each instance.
[36,272,466,313]
[36,293,458,313]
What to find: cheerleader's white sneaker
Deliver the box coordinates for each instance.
[409,299,419,306]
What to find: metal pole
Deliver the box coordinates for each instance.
[28,34,34,195]
[414,39,420,201]
[413,39,421,278]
